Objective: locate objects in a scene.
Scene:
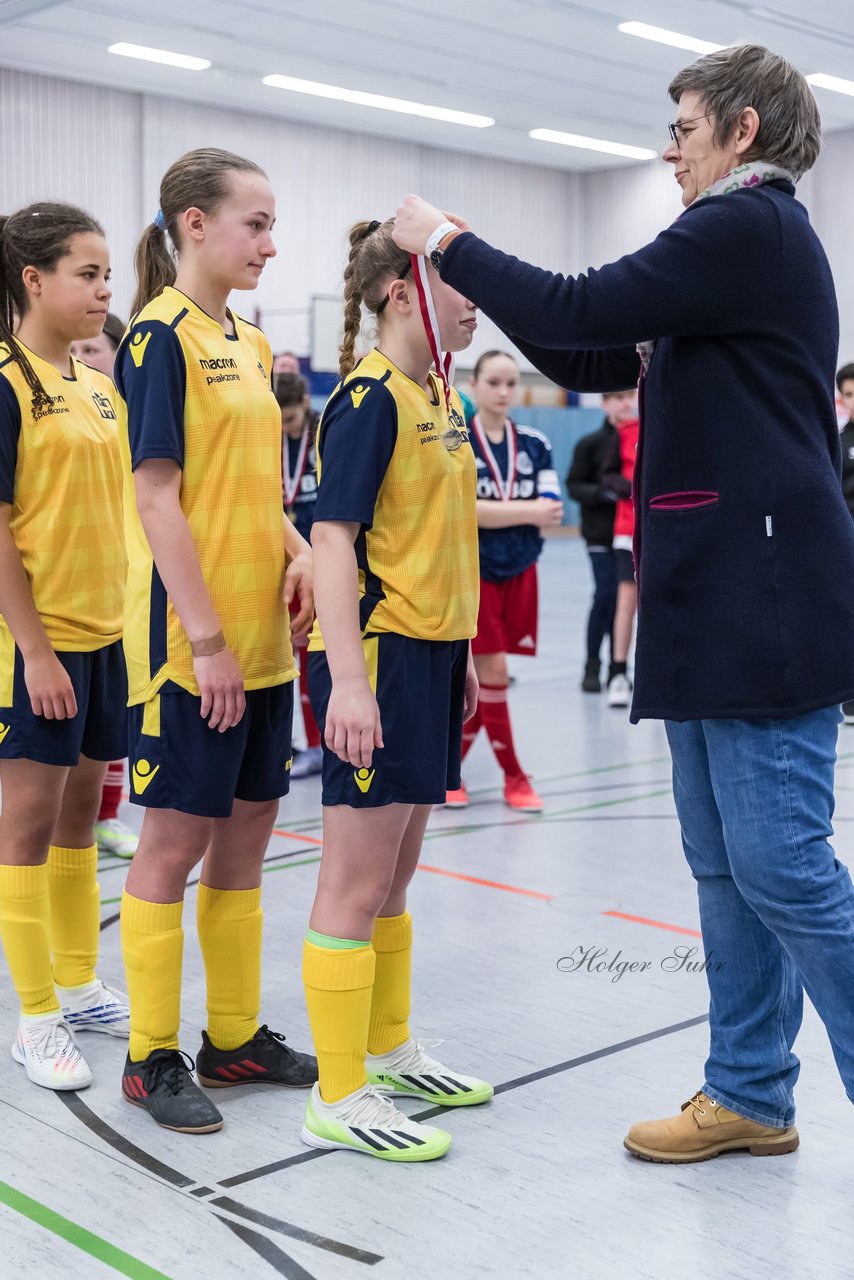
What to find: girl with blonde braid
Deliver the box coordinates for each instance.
[301,218,493,1162]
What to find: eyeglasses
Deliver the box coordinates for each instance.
[376,261,412,316]
[667,113,710,145]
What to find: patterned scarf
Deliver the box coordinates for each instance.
[637,161,795,371]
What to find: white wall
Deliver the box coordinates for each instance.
[576,132,854,369]
[3,64,853,370]
[0,66,582,364]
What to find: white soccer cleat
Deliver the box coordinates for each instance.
[58,978,130,1038]
[367,1037,493,1106]
[12,1012,94,1090]
[301,1081,452,1161]
[94,818,139,859]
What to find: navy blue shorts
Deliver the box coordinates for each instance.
[0,639,127,766]
[128,681,295,819]
[309,635,468,807]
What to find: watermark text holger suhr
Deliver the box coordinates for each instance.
[557,945,725,984]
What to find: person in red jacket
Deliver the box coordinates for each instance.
[602,418,639,708]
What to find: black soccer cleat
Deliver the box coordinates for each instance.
[195,1024,318,1089]
[122,1048,223,1133]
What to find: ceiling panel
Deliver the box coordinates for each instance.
[1,0,852,172]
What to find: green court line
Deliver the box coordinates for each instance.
[0,1180,173,1279]
[425,787,674,840]
[465,754,670,799]
[100,787,672,904]
[100,853,323,906]
[262,855,322,874]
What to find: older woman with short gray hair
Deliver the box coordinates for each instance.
[394,43,854,1162]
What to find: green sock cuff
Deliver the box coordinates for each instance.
[305,928,369,950]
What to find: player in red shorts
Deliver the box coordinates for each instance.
[447,350,562,812]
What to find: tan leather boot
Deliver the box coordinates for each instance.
[624,1091,799,1163]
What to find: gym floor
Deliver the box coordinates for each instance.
[2,536,852,1280]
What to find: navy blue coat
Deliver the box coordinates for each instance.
[441,181,854,721]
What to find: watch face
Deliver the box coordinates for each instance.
[430,248,443,270]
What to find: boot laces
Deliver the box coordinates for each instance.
[28,1017,80,1062]
[337,1086,410,1131]
[142,1050,196,1096]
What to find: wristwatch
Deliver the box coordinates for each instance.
[426,220,459,270]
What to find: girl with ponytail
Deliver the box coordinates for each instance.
[114,147,316,1134]
[0,202,130,1091]
[300,217,492,1163]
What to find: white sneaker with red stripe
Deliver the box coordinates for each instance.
[12,1011,93,1090]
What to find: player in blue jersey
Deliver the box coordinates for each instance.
[447,350,562,812]
[276,372,322,778]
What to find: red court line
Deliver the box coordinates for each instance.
[267,832,552,900]
[272,827,324,847]
[603,910,702,939]
[418,864,553,901]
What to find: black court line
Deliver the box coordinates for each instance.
[211,1197,382,1265]
[218,1217,318,1280]
[58,1091,195,1187]
[218,1011,709,1188]
[55,1092,382,1268]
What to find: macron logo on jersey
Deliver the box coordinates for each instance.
[129,331,151,368]
[199,358,238,371]
[350,384,370,409]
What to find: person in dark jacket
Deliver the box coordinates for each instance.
[837,364,854,519]
[394,43,854,1164]
[837,364,854,725]
[567,390,637,692]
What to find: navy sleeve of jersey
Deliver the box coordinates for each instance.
[529,431,553,476]
[0,374,22,504]
[116,321,187,470]
[313,379,398,528]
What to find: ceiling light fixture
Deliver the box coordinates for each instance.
[807,72,854,98]
[618,22,724,55]
[107,42,211,71]
[262,74,494,128]
[529,128,657,161]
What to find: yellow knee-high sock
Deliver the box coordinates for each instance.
[302,937,375,1103]
[121,891,183,1062]
[47,844,99,989]
[0,863,59,1015]
[197,884,262,1051]
[367,912,412,1056]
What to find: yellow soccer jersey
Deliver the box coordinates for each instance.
[0,342,124,651]
[309,348,479,648]
[115,287,295,704]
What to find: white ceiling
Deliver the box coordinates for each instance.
[1,0,853,172]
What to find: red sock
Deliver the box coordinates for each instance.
[298,653,321,749]
[478,683,524,780]
[460,704,482,762]
[98,760,125,821]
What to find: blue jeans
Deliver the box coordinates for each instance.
[665,708,854,1127]
[585,547,616,665]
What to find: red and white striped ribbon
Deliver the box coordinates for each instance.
[410,253,454,410]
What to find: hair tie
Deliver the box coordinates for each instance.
[154,209,166,229]
[367,220,381,234]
